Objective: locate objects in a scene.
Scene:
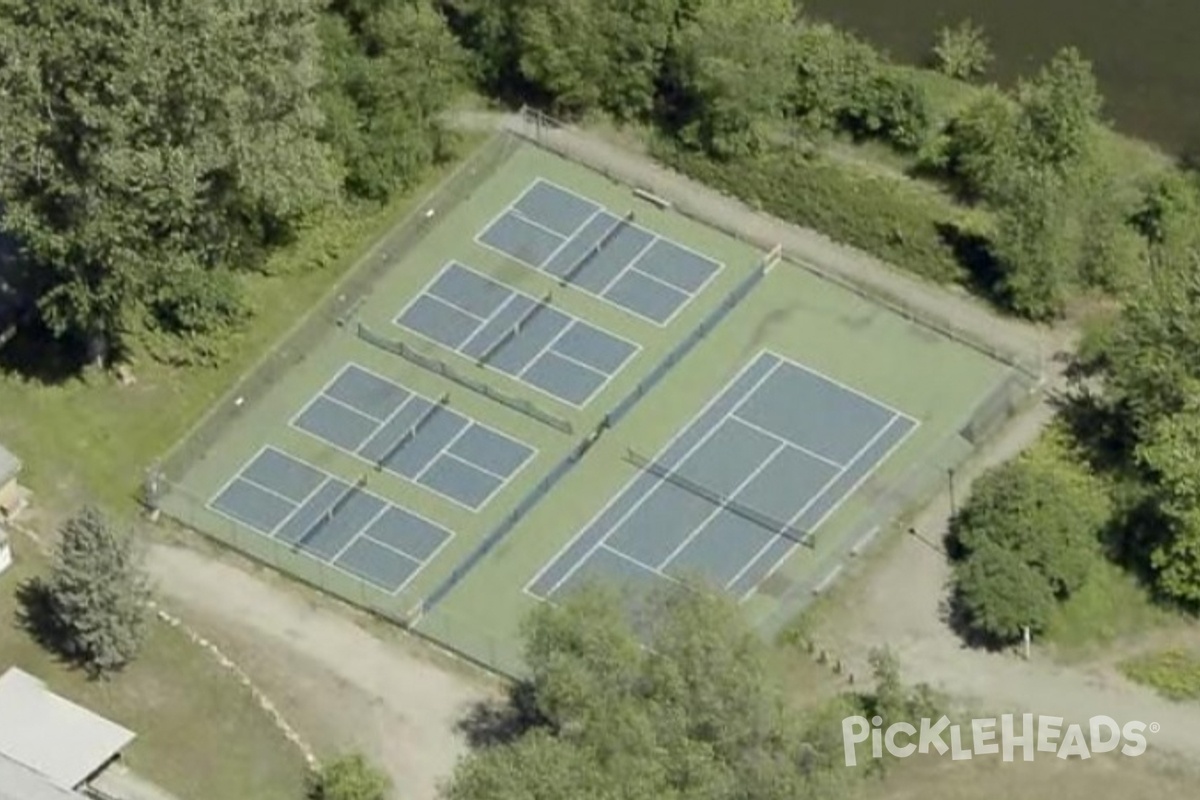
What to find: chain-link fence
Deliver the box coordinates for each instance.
[356,321,573,434]
[511,106,1045,386]
[152,130,521,491]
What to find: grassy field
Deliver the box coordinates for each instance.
[0,135,487,518]
[0,533,307,800]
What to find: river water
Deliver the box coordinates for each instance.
[804,0,1200,156]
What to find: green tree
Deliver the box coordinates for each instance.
[1015,47,1103,168]
[446,586,850,800]
[956,540,1059,640]
[931,19,992,81]
[1135,402,1200,604]
[668,0,798,157]
[792,22,884,135]
[321,0,465,200]
[43,507,151,676]
[944,86,1022,201]
[309,754,389,800]
[951,438,1110,641]
[0,0,339,359]
[989,169,1085,318]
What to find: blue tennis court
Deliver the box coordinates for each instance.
[526,351,918,602]
[395,261,640,407]
[209,447,453,593]
[476,179,723,325]
[291,363,535,510]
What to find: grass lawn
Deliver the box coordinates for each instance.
[1042,558,1180,661]
[0,134,487,518]
[0,533,308,800]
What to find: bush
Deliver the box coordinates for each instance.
[1120,649,1200,701]
[931,20,992,81]
[309,754,389,800]
[653,139,967,284]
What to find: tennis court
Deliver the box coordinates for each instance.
[209,447,453,593]
[291,363,535,510]
[526,351,918,602]
[395,261,640,407]
[477,179,723,325]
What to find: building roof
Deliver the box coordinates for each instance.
[0,443,17,484]
[0,754,82,800]
[0,668,135,790]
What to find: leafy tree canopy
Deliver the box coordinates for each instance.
[445,586,851,800]
[951,435,1110,640]
[309,753,390,800]
[0,0,339,358]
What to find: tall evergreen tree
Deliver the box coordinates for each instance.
[44,507,151,676]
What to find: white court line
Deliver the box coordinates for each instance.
[298,363,399,425]
[509,207,573,240]
[545,347,609,381]
[600,543,678,584]
[458,292,522,354]
[329,503,391,564]
[473,201,561,271]
[441,449,510,482]
[522,352,778,598]
[626,264,693,297]
[516,315,577,380]
[291,375,527,514]
[727,403,909,597]
[391,261,489,333]
[541,359,784,598]
[423,289,489,324]
[728,413,843,469]
[517,177,604,235]
[723,443,854,593]
[446,263,641,408]
[533,207,604,269]
[413,419,472,484]
[543,322,642,407]
[658,439,788,575]
[594,234,660,297]
[768,350,917,426]
[740,415,920,602]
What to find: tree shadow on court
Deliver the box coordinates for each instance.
[456,680,548,749]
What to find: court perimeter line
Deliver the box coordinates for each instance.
[730,414,905,598]
[728,412,844,469]
[657,439,788,574]
[742,414,920,602]
[522,352,777,598]
[540,358,783,598]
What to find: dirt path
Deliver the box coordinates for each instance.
[145,544,498,800]
[455,109,1200,759]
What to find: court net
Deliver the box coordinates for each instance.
[560,211,635,285]
[625,448,810,546]
[477,292,553,366]
[295,474,368,549]
[376,393,449,469]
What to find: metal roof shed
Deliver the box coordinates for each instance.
[0,668,135,790]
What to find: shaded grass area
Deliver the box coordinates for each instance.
[0,537,307,800]
[0,136,487,517]
[1042,558,1178,660]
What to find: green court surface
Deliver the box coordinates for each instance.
[159,140,762,623]
[160,134,1017,675]
[414,256,1014,674]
